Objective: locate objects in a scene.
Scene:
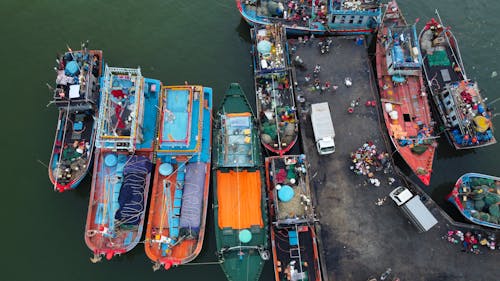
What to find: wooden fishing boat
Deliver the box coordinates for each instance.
[252,23,298,156]
[85,66,160,262]
[265,155,322,281]
[375,0,436,186]
[213,83,270,281]
[48,43,103,192]
[447,173,500,229]
[237,0,382,36]
[419,13,496,150]
[144,85,212,270]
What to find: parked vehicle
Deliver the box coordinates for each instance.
[389,186,438,232]
[311,102,335,155]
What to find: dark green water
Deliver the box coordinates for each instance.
[1,1,498,280]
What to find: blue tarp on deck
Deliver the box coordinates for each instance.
[115,155,152,226]
[179,162,206,231]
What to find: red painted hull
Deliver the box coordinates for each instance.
[375,1,436,186]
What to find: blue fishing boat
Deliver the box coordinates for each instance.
[85,66,160,262]
[48,43,103,192]
[447,173,500,229]
[237,0,382,36]
[144,85,213,270]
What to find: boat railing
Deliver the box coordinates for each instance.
[95,65,144,151]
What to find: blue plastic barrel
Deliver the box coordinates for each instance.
[104,154,118,167]
[278,185,294,202]
[239,229,252,243]
[159,163,174,176]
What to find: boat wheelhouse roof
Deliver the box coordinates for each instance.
[385,25,423,69]
[252,23,288,73]
[216,112,256,168]
[443,81,490,133]
[157,85,204,154]
[95,65,144,151]
[267,155,315,225]
[52,49,101,108]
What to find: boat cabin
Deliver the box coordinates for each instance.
[384,25,423,77]
[216,112,257,168]
[95,66,145,151]
[52,49,100,109]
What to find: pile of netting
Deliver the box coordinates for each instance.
[468,177,500,225]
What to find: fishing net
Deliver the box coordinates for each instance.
[485,194,500,206]
[470,177,494,187]
[474,200,485,211]
[411,145,428,155]
[427,50,451,67]
[489,204,500,218]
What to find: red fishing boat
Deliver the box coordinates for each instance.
[375,0,437,186]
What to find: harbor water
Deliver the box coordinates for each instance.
[0,0,498,280]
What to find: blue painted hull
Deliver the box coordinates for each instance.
[237,0,381,36]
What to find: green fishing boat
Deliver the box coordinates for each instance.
[212,83,270,281]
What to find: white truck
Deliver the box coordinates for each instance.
[310,102,336,155]
[389,186,438,232]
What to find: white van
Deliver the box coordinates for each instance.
[389,186,438,232]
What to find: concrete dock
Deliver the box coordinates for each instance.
[289,37,499,281]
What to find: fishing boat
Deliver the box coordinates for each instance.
[212,83,270,281]
[419,14,496,150]
[375,0,436,186]
[252,23,298,155]
[265,155,322,281]
[144,85,213,270]
[48,43,103,192]
[237,0,382,36]
[447,173,500,229]
[84,66,160,262]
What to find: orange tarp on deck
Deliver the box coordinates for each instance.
[217,170,263,229]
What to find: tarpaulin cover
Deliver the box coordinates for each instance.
[179,162,207,230]
[115,155,152,226]
[217,170,263,229]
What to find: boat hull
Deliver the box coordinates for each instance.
[144,85,212,270]
[419,19,496,150]
[48,49,103,192]
[447,173,500,229]
[213,83,269,281]
[237,0,380,36]
[375,1,436,186]
[85,149,153,261]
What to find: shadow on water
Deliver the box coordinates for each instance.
[236,18,252,43]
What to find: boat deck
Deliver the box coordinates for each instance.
[292,36,499,281]
[272,225,321,281]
